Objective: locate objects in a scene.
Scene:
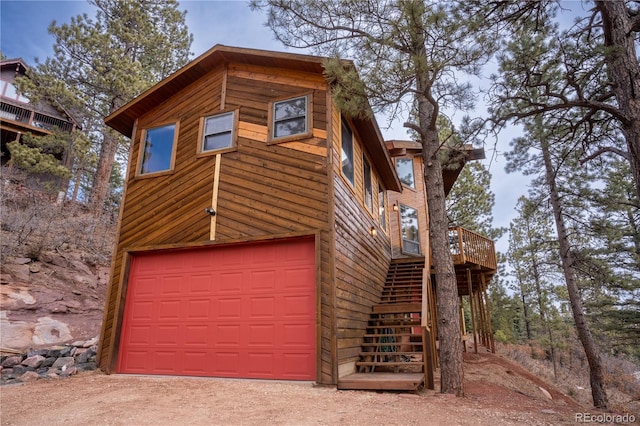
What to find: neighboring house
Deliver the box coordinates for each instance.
[0,58,78,167]
[98,45,496,390]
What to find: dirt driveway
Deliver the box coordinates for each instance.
[0,354,588,425]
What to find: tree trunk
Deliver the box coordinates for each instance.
[595,0,640,202]
[541,138,609,408]
[90,131,118,212]
[423,129,465,396]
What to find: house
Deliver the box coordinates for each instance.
[0,58,78,167]
[98,45,496,390]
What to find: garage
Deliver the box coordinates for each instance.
[117,237,316,380]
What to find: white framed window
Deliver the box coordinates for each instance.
[268,94,312,142]
[378,184,387,231]
[400,204,420,255]
[363,155,373,212]
[139,122,178,175]
[341,117,354,186]
[198,110,238,154]
[396,157,415,189]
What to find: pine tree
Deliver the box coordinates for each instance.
[17,0,193,210]
[252,0,501,395]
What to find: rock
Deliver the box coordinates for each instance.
[47,371,60,379]
[0,274,11,284]
[19,371,39,382]
[1,355,24,368]
[59,366,78,377]
[29,264,41,273]
[32,317,72,345]
[40,357,56,368]
[13,257,32,265]
[39,252,54,264]
[0,312,34,348]
[11,365,34,375]
[51,356,75,370]
[59,346,74,357]
[21,355,45,368]
[76,362,97,372]
[46,347,65,358]
[83,337,98,348]
[541,409,556,415]
[538,386,553,400]
[50,255,70,268]
[26,348,49,357]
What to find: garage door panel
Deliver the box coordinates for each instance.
[118,238,316,380]
[249,270,277,291]
[218,271,243,293]
[188,274,213,294]
[186,299,210,319]
[158,300,180,320]
[283,323,314,347]
[217,297,242,319]
[249,296,275,318]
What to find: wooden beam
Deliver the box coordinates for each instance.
[467,268,477,354]
[209,154,222,240]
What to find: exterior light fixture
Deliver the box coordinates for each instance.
[392,203,399,211]
[370,226,377,237]
[204,207,216,216]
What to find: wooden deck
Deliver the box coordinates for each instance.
[338,372,425,391]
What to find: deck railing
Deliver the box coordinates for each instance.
[0,100,73,133]
[448,226,497,271]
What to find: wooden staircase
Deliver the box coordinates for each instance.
[338,259,434,391]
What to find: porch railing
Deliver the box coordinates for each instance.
[448,226,497,271]
[0,100,73,133]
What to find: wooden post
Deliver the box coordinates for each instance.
[481,274,496,353]
[467,268,477,353]
[460,299,467,352]
[422,326,435,390]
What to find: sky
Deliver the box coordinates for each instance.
[0,0,555,253]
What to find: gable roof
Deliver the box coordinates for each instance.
[1,58,81,129]
[1,58,29,75]
[105,44,401,192]
[385,140,485,195]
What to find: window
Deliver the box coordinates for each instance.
[378,184,387,231]
[396,158,415,189]
[199,111,236,153]
[140,123,177,175]
[1,80,29,103]
[363,155,373,212]
[341,118,354,186]
[269,94,311,141]
[400,204,421,255]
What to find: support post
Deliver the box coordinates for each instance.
[467,268,477,353]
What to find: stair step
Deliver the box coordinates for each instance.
[359,351,423,356]
[356,361,423,367]
[363,333,422,339]
[362,341,422,347]
[367,318,421,332]
[372,303,421,314]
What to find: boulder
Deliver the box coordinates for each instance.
[32,317,72,345]
[51,356,75,370]
[19,371,39,382]
[1,355,24,368]
[21,355,45,368]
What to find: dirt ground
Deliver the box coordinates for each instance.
[2,352,614,426]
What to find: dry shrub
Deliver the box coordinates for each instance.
[497,342,640,416]
[1,173,115,265]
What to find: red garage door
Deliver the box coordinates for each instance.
[117,237,316,380]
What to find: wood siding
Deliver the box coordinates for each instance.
[331,110,392,374]
[388,155,430,261]
[98,62,336,383]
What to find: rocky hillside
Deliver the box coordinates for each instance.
[1,174,113,350]
[1,251,109,349]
